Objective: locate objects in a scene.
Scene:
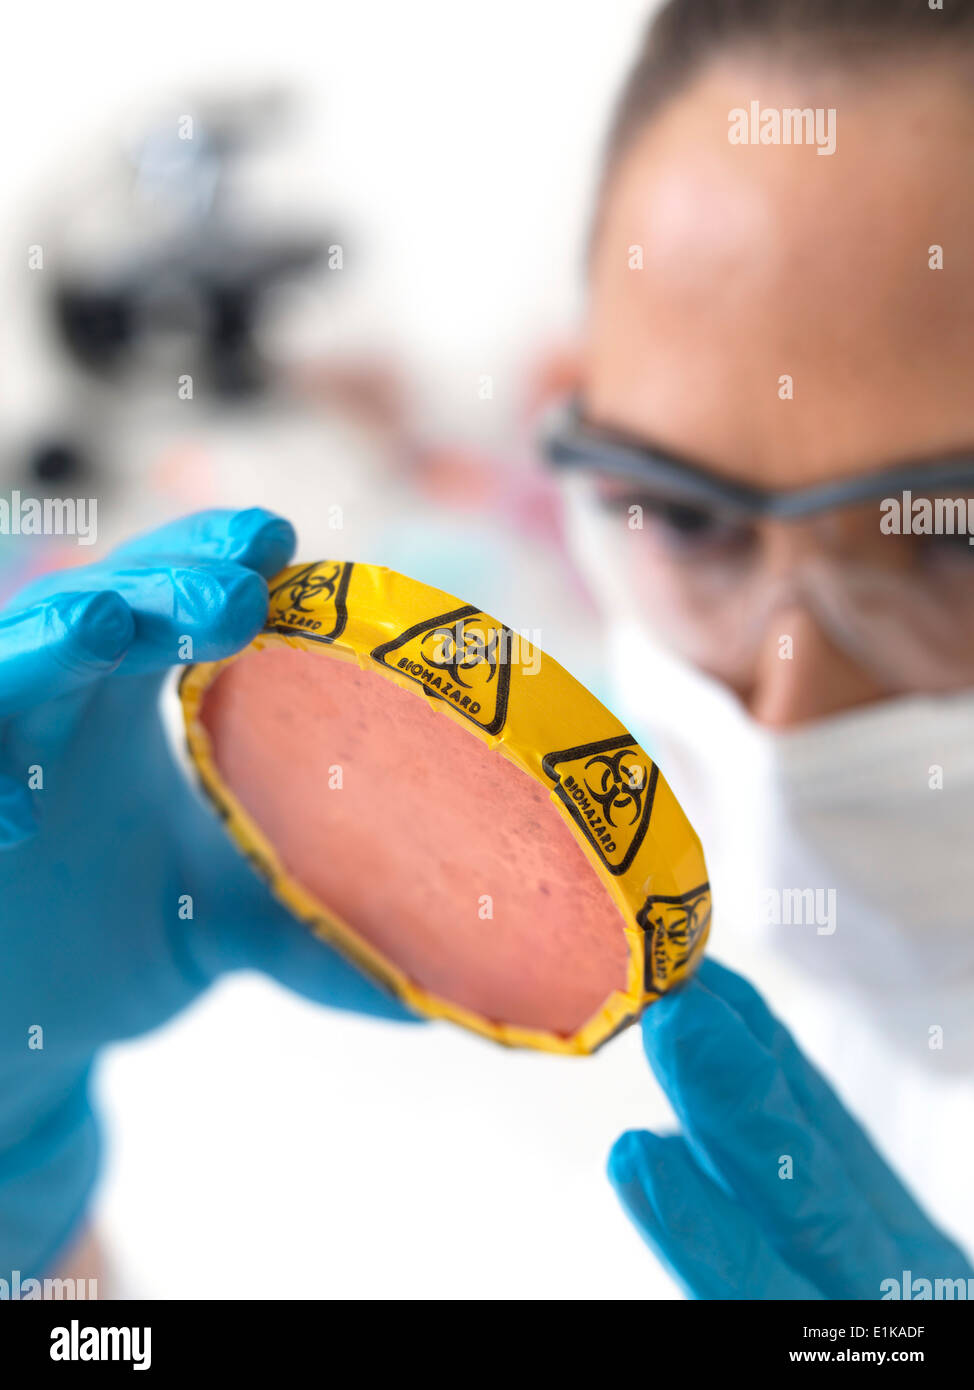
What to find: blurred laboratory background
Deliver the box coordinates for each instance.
[1,0,680,1298]
[0,0,643,687]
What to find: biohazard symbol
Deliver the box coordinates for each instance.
[541,735,657,875]
[419,621,501,690]
[580,747,648,829]
[266,561,353,644]
[271,563,341,613]
[637,884,712,991]
[371,605,512,735]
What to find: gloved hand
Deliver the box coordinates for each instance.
[608,958,973,1299]
[0,508,417,1278]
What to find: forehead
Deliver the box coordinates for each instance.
[587,52,974,486]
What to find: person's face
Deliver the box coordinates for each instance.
[584,51,974,727]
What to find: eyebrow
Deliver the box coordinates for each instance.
[545,403,974,521]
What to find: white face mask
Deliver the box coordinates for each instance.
[606,616,974,1069]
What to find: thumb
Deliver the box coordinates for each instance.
[226,886,421,1024]
[608,1130,822,1300]
[180,806,420,1022]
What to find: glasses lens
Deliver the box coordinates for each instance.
[562,472,974,695]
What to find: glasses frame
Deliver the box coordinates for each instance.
[541,397,974,522]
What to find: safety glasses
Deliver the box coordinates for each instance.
[542,398,974,517]
[542,398,974,695]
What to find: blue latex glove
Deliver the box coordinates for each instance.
[608,959,973,1299]
[0,507,417,1278]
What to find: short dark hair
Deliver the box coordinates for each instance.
[603,0,974,179]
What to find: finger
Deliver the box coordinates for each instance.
[0,775,37,848]
[232,903,425,1023]
[641,977,905,1298]
[112,561,270,672]
[7,508,293,616]
[0,591,134,719]
[697,959,965,1258]
[109,508,297,579]
[11,561,270,675]
[608,1131,822,1300]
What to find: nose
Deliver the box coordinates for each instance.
[745,605,885,728]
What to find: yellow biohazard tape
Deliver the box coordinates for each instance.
[180,560,711,1054]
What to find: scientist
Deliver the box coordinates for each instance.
[545,0,974,1296]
